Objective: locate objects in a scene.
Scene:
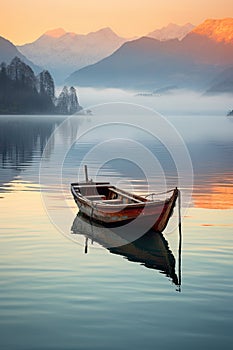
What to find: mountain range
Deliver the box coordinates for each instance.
[16,23,196,83]
[0,18,233,94]
[17,27,129,83]
[66,18,233,92]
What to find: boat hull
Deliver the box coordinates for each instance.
[71,183,178,233]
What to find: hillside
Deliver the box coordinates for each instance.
[66,18,233,91]
[205,66,233,94]
[0,36,40,73]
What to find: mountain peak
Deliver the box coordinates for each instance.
[147,22,195,41]
[88,27,121,38]
[44,28,67,38]
[95,27,115,34]
[192,18,233,43]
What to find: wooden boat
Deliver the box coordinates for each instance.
[71,213,181,289]
[71,167,179,233]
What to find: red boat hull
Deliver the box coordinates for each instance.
[71,183,178,233]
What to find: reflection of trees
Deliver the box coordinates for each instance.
[0,117,62,183]
[58,116,84,147]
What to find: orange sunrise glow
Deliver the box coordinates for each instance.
[1,0,233,44]
[194,185,233,210]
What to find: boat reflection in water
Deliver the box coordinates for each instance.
[71,213,182,291]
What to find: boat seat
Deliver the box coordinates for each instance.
[96,199,123,205]
[86,195,106,200]
[110,189,142,203]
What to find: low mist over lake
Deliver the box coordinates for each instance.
[74,87,233,116]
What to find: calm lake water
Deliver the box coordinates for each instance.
[0,91,232,350]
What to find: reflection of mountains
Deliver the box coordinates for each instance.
[0,116,62,187]
[71,214,181,289]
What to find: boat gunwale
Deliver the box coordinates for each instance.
[71,182,175,210]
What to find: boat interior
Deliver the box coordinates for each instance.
[72,182,147,205]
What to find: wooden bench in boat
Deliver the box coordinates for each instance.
[85,197,123,205]
[96,199,123,205]
[110,188,142,203]
[85,195,106,200]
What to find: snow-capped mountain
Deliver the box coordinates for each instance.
[17,27,128,83]
[147,23,195,41]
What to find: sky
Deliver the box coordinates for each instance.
[1,0,233,44]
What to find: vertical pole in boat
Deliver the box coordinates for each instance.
[178,189,182,291]
[84,165,89,183]
[85,236,88,254]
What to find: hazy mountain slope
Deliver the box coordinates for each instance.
[181,33,233,66]
[65,36,222,90]
[18,27,128,83]
[205,66,233,94]
[0,36,40,73]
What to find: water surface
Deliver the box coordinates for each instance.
[0,95,232,349]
